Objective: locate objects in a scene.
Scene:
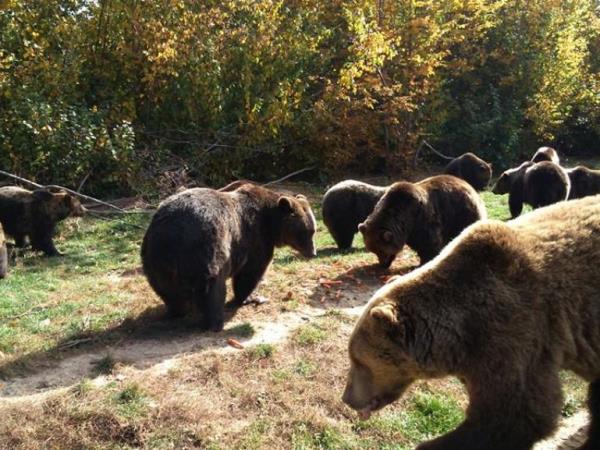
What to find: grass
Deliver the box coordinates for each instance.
[0,180,591,449]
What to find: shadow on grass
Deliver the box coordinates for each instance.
[0,295,254,386]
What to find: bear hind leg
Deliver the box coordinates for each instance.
[31,230,61,256]
[334,227,355,250]
[201,275,226,332]
[231,264,267,308]
[577,380,600,450]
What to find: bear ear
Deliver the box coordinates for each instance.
[382,231,393,242]
[358,222,366,233]
[32,189,54,202]
[278,196,294,213]
[369,303,397,324]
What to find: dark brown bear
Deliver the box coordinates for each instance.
[0,223,7,278]
[322,180,387,250]
[566,166,600,200]
[0,186,86,256]
[343,196,600,450]
[531,146,560,164]
[443,153,492,191]
[358,175,486,267]
[493,161,570,217]
[141,184,317,332]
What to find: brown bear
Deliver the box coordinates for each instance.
[0,186,86,256]
[566,166,600,200]
[357,175,486,267]
[322,180,387,250]
[493,161,570,217]
[0,223,7,278]
[343,195,600,450]
[141,183,317,332]
[531,146,560,164]
[218,179,256,192]
[443,153,492,191]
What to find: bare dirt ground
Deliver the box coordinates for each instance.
[0,269,373,400]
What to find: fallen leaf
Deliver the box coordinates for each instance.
[227,338,244,350]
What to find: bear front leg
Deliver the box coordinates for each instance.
[419,370,562,450]
[14,234,27,248]
[31,231,62,256]
[577,380,600,450]
[202,274,226,332]
[231,264,268,307]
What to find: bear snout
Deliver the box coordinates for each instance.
[300,243,317,258]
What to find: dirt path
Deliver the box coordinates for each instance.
[0,287,368,400]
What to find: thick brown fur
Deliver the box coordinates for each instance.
[141,184,317,331]
[218,180,256,192]
[0,223,7,278]
[566,166,600,200]
[343,196,600,450]
[358,175,486,267]
[322,180,387,250]
[493,161,570,217]
[443,153,492,191]
[0,186,86,256]
[531,146,560,164]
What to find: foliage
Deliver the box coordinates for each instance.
[0,1,599,193]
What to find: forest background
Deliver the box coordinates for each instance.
[1,0,599,195]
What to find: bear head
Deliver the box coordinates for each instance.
[342,297,425,420]
[344,221,531,420]
[277,194,317,258]
[492,162,533,195]
[358,182,426,268]
[32,189,86,221]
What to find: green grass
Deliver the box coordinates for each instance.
[248,343,274,359]
[0,215,149,368]
[293,324,327,346]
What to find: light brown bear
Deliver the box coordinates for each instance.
[358,175,486,267]
[343,195,600,450]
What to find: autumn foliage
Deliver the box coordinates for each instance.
[0,0,598,193]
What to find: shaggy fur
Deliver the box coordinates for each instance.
[493,161,570,217]
[443,153,492,191]
[531,146,560,164]
[566,166,600,200]
[0,223,6,278]
[141,184,317,331]
[322,180,387,250]
[343,196,600,450]
[358,175,486,267]
[218,180,255,192]
[0,186,85,256]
